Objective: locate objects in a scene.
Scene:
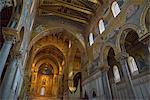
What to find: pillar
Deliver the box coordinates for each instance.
[0,52,21,100]
[0,27,18,77]
[100,65,112,100]
[9,66,22,100]
[115,52,137,98]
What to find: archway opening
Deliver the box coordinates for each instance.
[92,91,96,98]
[107,47,123,98]
[124,30,149,75]
[35,63,54,96]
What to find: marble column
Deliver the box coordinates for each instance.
[100,65,112,100]
[115,52,137,98]
[0,28,18,77]
[0,37,13,77]
[0,52,21,100]
[9,66,21,100]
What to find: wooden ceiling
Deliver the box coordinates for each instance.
[38,0,102,24]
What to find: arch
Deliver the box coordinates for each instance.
[29,27,86,52]
[140,5,150,33]
[99,19,105,34]
[113,65,121,83]
[35,58,59,75]
[35,55,59,70]
[111,1,121,17]
[101,43,118,65]
[32,44,67,63]
[106,47,123,98]
[33,53,62,67]
[118,27,149,73]
[128,56,139,75]
[38,64,54,75]
[145,8,150,32]
[116,24,140,52]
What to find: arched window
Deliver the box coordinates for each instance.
[40,87,45,96]
[111,1,121,17]
[69,40,71,48]
[89,33,94,46]
[99,19,105,34]
[113,65,121,83]
[128,56,139,75]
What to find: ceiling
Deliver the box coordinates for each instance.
[38,0,102,24]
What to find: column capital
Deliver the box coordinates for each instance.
[115,52,129,61]
[10,50,23,60]
[100,64,110,72]
[2,27,19,43]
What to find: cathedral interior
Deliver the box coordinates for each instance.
[0,0,150,100]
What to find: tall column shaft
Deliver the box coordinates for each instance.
[9,66,21,100]
[101,66,112,100]
[0,27,18,78]
[115,52,137,98]
[0,57,18,100]
[0,39,13,77]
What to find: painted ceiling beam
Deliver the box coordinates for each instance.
[40,0,93,15]
[39,9,88,24]
[88,0,100,4]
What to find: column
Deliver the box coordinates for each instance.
[0,52,21,100]
[58,75,63,98]
[9,66,21,100]
[0,27,18,77]
[98,76,105,99]
[22,74,30,100]
[115,52,137,98]
[100,65,112,100]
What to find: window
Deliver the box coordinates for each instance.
[40,87,45,96]
[111,1,121,17]
[99,19,105,34]
[113,65,121,83]
[128,56,139,75]
[69,40,71,48]
[89,33,94,46]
